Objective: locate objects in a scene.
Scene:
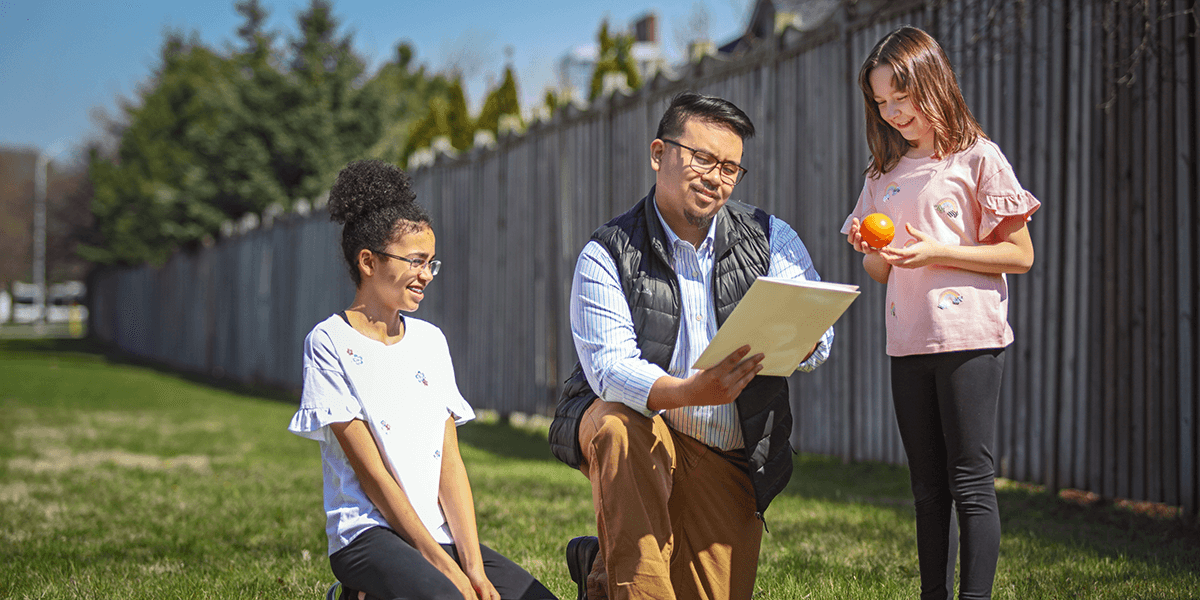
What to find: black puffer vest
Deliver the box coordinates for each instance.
[548,187,794,518]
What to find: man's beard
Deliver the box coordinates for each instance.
[685,211,714,231]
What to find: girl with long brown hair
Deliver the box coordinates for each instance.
[842,27,1039,599]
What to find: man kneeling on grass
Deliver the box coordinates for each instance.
[548,92,836,600]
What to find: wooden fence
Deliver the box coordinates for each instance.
[89,0,1199,515]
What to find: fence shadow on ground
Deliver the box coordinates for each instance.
[995,483,1200,575]
[778,455,1200,578]
[457,418,563,463]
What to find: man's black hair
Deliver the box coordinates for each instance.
[654,91,756,141]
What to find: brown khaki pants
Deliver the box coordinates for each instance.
[578,400,763,600]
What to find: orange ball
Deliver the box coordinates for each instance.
[860,213,895,249]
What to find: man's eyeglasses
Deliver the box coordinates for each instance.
[661,139,748,185]
[371,249,441,276]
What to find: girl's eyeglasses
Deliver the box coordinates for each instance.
[371,249,441,276]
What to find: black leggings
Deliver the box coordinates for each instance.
[329,526,557,600]
[891,348,1004,600]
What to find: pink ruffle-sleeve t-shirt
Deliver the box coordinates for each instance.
[841,139,1040,357]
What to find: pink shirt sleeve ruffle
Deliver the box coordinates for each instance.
[977,166,1040,240]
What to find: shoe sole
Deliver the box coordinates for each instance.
[566,537,598,599]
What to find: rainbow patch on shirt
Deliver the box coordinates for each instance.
[882,183,901,202]
[934,199,960,219]
[937,290,965,310]
[889,302,896,317]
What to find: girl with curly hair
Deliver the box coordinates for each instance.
[288,160,556,600]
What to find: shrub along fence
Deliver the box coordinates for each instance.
[90,0,1198,515]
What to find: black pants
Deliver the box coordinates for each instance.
[329,526,557,600]
[891,348,1004,600]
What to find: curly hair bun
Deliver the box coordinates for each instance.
[327,159,432,287]
[327,159,417,226]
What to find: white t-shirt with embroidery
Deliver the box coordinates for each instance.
[287,314,475,555]
[841,139,1040,357]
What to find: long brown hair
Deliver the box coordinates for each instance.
[858,26,987,178]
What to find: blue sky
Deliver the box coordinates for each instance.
[0,0,751,160]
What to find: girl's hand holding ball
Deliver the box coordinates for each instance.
[847,212,895,253]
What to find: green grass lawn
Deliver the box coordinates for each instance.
[1,338,1197,599]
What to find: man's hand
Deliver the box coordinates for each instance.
[648,345,764,411]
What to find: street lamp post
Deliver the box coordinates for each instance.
[33,141,68,328]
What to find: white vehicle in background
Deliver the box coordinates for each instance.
[8,280,87,324]
[10,281,40,323]
[47,281,87,323]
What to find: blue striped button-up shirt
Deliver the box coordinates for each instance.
[569,199,834,451]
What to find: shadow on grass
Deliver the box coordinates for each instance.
[782,454,913,506]
[457,419,562,463]
[778,454,1200,576]
[0,336,102,356]
[996,483,1200,574]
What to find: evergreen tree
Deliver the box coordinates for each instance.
[589,20,642,101]
[616,33,642,91]
[85,32,232,265]
[235,0,271,63]
[364,43,456,167]
[402,96,451,161]
[444,78,473,151]
[281,0,380,202]
[544,88,560,112]
[208,0,290,216]
[476,66,522,136]
[399,75,474,160]
[83,0,460,265]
